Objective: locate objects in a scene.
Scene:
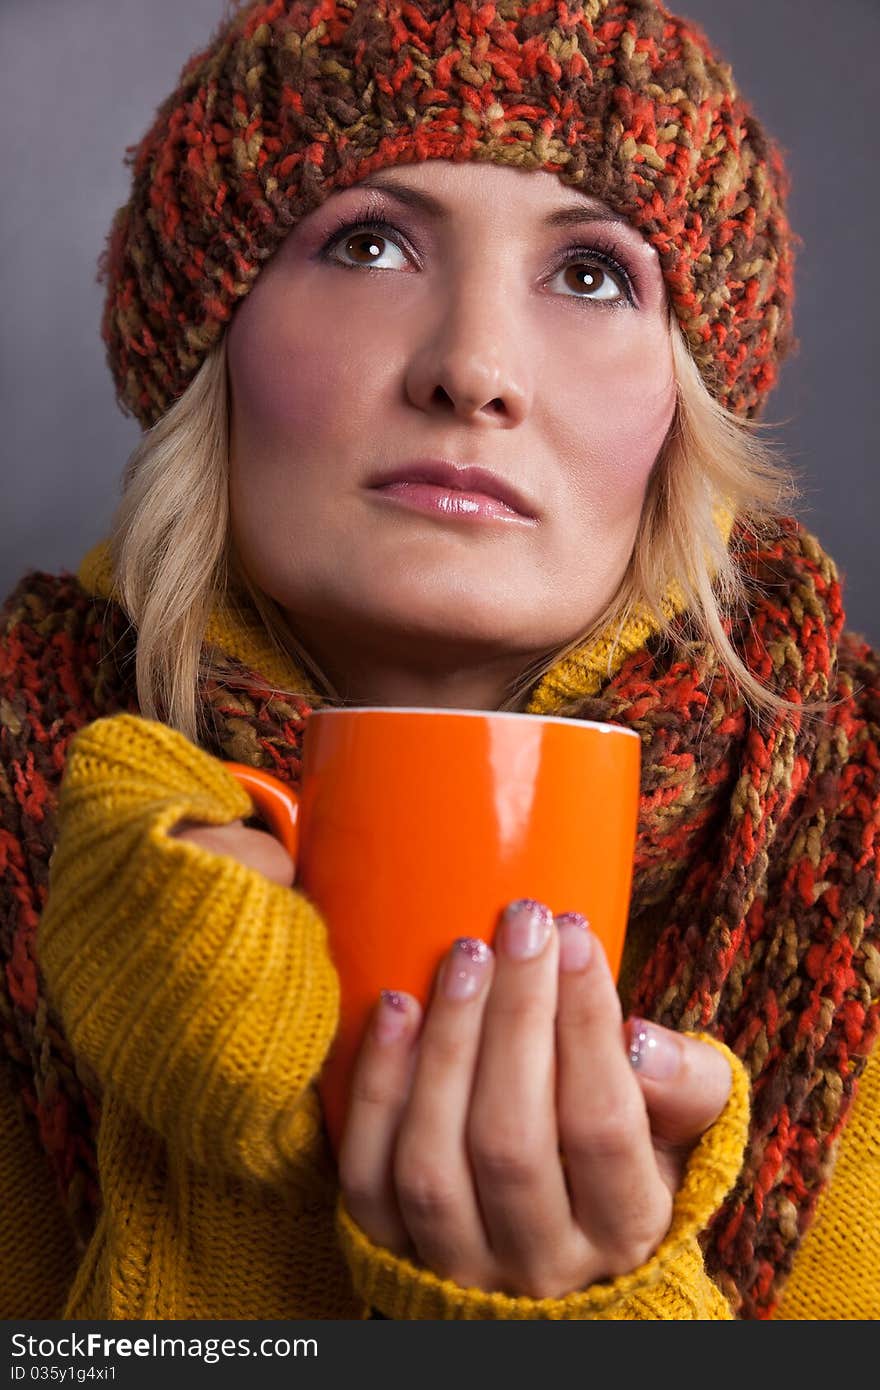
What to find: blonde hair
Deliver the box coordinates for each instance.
[104,315,839,746]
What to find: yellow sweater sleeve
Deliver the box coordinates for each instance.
[31,710,367,1319]
[16,706,879,1318]
[335,1035,750,1319]
[37,711,340,1190]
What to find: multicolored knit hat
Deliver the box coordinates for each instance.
[99,0,798,430]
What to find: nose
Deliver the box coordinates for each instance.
[404,265,533,426]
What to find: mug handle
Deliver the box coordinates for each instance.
[224,762,300,866]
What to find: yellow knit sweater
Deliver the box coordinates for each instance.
[0,541,878,1320]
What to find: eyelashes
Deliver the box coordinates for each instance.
[558,234,637,303]
[317,214,417,277]
[317,211,639,306]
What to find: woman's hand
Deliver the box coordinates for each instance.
[168,815,296,885]
[37,710,336,1186]
[337,899,732,1301]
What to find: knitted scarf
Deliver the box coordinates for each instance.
[1,512,878,1319]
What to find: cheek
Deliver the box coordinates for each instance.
[552,323,675,514]
[227,299,351,454]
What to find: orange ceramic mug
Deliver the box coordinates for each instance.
[225,707,641,1157]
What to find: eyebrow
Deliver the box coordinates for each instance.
[354,174,632,229]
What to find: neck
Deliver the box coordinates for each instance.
[288,628,545,711]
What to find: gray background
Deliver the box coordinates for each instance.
[2,0,877,644]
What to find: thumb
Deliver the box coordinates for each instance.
[168,816,296,888]
[625,1018,733,1149]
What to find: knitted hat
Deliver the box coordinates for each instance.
[99,0,798,430]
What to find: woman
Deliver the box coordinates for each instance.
[1,0,877,1319]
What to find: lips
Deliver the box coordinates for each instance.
[366,458,538,520]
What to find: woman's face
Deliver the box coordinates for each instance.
[227,159,674,709]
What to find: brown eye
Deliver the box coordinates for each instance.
[325,222,409,270]
[552,252,632,304]
[344,232,386,264]
[563,264,608,294]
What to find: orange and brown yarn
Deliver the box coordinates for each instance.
[2,513,879,1316]
[4,0,879,1321]
[100,0,797,428]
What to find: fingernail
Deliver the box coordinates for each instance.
[628,1018,682,1080]
[556,913,592,972]
[374,989,412,1044]
[442,938,492,1001]
[500,899,553,960]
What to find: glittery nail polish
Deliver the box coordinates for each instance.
[556,914,592,972]
[442,937,492,1000]
[374,989,410,1043]
[628,1017,681,1079]
[500,899,553,960]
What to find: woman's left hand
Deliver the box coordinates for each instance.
[337,899,733,1300]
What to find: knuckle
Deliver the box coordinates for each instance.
[557,987,622,1035]
[601,1234,662,1279]
[394,1154,457,1221]
[520,1268,580,1300]
[561,1096,647,1162]
[620,1192,672,1256]
[336,1166,376,1212]
[496,1247,582,1300]
[337,1147,382,1210]
[487,991,551,1034]
[555,993,594,1032]
[605,1194,672,1274]
[432,1258,482,1289]
[508,1268,562,1300]
[469,1119,542,1184]
[422,1027,473,1072]
[348,1071,400,1112]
